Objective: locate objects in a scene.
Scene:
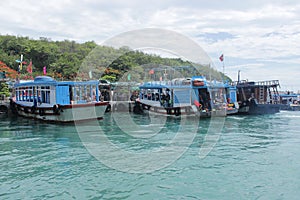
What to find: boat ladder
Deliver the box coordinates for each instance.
[259,87,265,103]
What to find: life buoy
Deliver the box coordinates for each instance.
[175,108,181,116]
[53,104,61,115]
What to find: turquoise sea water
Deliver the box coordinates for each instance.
[1,111,300,199]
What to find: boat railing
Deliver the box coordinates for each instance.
[231,80,280,87]
[143,78,194,87]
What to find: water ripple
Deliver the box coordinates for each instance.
[1,112,300,199]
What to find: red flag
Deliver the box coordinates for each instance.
[149,69,154,74]
[219,54,224,62]
[43,66,47,75]
[26,61,32,74]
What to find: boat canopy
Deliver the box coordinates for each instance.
[14,76,99,87]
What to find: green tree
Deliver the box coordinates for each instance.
[0,82,10,97]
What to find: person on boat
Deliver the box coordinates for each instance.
[227,97,231,104]
[102,89,110,101]
[147,92,152,100]
[160,93,166,106]
[165,92,171,107]
[206,91,212,111]
[199,96,204,110]
[33,98,37,107]
[155,93,159,101]
[130,91,138,101]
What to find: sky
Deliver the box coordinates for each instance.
[0,0,299,91]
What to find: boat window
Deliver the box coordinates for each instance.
[72,86,76,102]
[26,87,33,102]
[15,86,32,102]
[76,86,80,101]
[36,85,51,104]
[86,85,91,102]
[72,84,97,103]
[82,85,92,102]
[91,85,97,101]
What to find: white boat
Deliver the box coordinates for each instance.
[10,76,109,122]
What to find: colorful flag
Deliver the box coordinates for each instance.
[43,66,47,75]
[20,55,23,70]
[219,54,224,62]
[26,60,33,74]
[16,54,27,71]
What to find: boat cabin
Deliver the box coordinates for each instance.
[138,76,227,113]
[13,76,100,107]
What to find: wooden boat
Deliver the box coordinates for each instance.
[133,76,227,117]
[10,76,109,122]
[233,80,281,114]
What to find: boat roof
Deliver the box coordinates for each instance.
[279,94,299,98]
[140,76,226,89]
[233,80,280,88]
[14,76,99,87]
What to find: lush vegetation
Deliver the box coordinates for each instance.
[0,34,230,82]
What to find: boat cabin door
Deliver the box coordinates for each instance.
[198,88,211,111]
[56,85,70,105]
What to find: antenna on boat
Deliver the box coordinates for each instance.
[222,60,225,75]
[238,70,241,83]
[209,62,212,81]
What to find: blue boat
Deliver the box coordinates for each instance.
[134,76,227,117]
[10,76,109,122]
[278,93,300,111]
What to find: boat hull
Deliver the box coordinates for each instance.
[11,101,109,123]
[279,104,300,111]
[226,108,239,115]
[134,102,226,118]
[238,99,280,115]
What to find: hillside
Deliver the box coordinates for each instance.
[0,35,229,82]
